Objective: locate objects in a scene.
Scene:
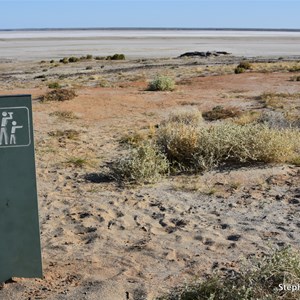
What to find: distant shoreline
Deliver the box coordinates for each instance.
[1,27,300,32]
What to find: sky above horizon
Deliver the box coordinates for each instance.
[0,1,299,30]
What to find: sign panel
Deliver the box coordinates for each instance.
[0,95,42,283]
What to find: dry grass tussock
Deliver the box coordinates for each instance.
[110,142,169,185]
[157,246,300,300]
[110,110,300,184]
[40,89,77,102]
[257,92,300,109]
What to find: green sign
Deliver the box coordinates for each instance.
[0,95,42,283]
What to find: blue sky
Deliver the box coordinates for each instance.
[0,1,299,29]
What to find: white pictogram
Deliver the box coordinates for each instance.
[0,111,23,146]
[10,121,23,145]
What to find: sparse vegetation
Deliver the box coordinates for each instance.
[234,66,246,74]
[148,75,175,91]
[290,75,300,81]
[158,246,300,300]
[50,110,79,120]
[66,157,88,168]
[258,111,291,129]
[59,57,69,64]
[106,53,126,60]
[68,56,80,63]
[234,60,252,74]
[40,89,76,102]
[48,129,80,140]
[157,121,300,173]
[110,142,169,184]
[257,92,300,109]
[202,106,242,121]
[238,60,252,70]
[48,82,61,89]
[166,109,203,126]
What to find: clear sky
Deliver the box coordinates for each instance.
[0,0,299,30]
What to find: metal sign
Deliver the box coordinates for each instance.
[0,95,42,283]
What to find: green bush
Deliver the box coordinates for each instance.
[110,142,169,184]
[48,82,61,89]
[68,56,80,63]
[234,66,246,74]
[86,54,93,60]
[59,57,69,64]
[148,75,175,91]
[238,60,252,70]
[158,246,300,300]
[110,53,125,60]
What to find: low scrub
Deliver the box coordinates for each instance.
[258,111,291,129]
[106,53,125,60]
[110,142,169,184]
[50,110,79,120]
[48,129,79,140]
[148,75,175,91]
[157,122,300,172]
[257,92,300,109]
[40,89,76,102]
[202,106,241,121]
[158,246,300,300]
[48,82,61,89]
[166,109,203,126]
[234,66,246,74]
[238,60,252,70]
[68,56,80,63]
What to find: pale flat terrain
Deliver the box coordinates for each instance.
[1,30,300,60]
[0,50,300,299]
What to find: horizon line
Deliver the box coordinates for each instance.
[1,27,300,32]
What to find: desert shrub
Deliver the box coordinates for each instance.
[157,122,300,172]
[48,82,61,89]
[95,56,106,60]
[68,56,79,63]
[86,54,93,60]
[59,57,69,64]
[257,92,300,109]
[258,111,291,129]
[119,131,148,146]
[288,65,300,72]
[50,60,55,63]
[107,53,125,60]
[50,110,79,120]
[148,75,175,91]
[40,89,76,102]
[238,60,252,70]
[48,129,79,140]
[158,246,300,300]
[66,157,87,167]
[110,142,169,184]
[202,106,241,121]
[290,75,300,81]
[157,122,201,171]
[234,110,261,125]
[86,66,93,70]
[165,109,203,126]
[234,66,246,74]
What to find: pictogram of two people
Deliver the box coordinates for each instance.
[0,111,23,145]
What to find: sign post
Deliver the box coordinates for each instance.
[0,95,42,283]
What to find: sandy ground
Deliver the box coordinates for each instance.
[0,55,300,299]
